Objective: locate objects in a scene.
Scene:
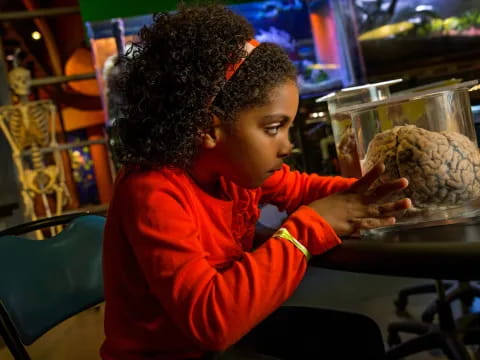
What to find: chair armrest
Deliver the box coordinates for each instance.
[0,212,93,236]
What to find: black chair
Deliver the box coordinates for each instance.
[0,213,106,360]
[394,281,480,322]
[386,279,480,360]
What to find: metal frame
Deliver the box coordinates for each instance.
[0,302,31,360]
[0,6,80,21]
[0,212,92,236]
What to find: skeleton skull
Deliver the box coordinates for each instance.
[8,67,31,96]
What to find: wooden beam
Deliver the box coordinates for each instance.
[0,6,80,21]
[31,73,97,87]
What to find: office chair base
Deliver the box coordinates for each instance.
[387,319,480,360]
[422,282,480,323]
[394,281,455,314]
[386,329,473,360]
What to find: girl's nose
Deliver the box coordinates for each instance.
[278,138,293,158]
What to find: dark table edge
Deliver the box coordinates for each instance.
[310,240,480,280]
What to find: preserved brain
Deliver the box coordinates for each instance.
[337,126,357,160]
[363,125,480,208]
[336,126,362,178]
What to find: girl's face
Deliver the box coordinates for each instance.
[215,80,299,188]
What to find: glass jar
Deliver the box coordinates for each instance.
[345,80,480,230]
[317,79,402,178]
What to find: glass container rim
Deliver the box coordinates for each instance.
[336,80,478,115]
[315,78,403,103]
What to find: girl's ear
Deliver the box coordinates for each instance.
[200,114,222,149]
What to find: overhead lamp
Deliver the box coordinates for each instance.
[31,31,42,40]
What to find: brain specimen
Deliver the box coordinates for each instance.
[336,126,362,178]
[363,125,480,208]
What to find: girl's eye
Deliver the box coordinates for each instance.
[265,125,281,136]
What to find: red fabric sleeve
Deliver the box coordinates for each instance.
[260,164,357,213]
[279,205,342,256]
[123,185,318,351]
[259,164,357,255]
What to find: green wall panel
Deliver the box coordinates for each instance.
[79,0,251,22]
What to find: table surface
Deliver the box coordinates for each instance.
[310,220,480,280]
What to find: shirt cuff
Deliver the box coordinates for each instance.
[281,205,342,256]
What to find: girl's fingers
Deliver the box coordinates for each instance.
[363,198,412,218]
[377,198,412,215]
[351,216,396,230]
[366,178,409,201]
[349,162,385,193]
[350,198,412,232]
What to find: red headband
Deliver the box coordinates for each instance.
[210,39,259,105]
[225,39,260,81]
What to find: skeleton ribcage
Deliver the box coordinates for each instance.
[7,108,28,150]
[7,101,51,151]
[27,102,51,148]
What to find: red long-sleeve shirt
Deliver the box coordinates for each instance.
[101,164,355,360]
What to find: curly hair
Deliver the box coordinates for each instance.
[111,4,297,169]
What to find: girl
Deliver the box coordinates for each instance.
[102,5,411,360]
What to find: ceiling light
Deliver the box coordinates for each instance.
[31,31,42,40]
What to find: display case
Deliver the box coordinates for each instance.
[344,80,480,231]
[84,0,366,125]
[355,0,480,86]
[229,0,364,95]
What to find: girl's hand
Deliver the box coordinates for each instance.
[308,163,412,236]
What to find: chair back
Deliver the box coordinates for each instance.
[0,215,105,346]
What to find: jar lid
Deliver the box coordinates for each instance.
[316,78,403,103]
[337,79,478,115]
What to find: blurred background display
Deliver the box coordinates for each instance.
[66,129,100,206]
[229,0,365,95]
[355,0,480,89]
[85,0,366,128]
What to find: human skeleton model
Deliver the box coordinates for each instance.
[0,65,70,236]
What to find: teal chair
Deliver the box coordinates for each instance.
[0,214,106,360]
